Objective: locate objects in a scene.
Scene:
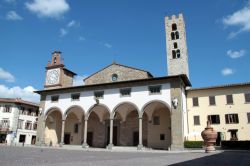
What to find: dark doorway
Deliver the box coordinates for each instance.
[216,132,221,146]
[64,133,70,144]
[19,134,26,143]
[107,126,118,146]
[133,131,139,146]
[87,132,93,146]
[31,135,36,145]
[0,134,6,143]
[229,129,238,141]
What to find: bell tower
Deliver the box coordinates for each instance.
[44,51,76,89]
[165,14,189,79]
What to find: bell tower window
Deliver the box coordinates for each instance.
[176,49,180,58]
[172,50,176,59]
[175,31,179,39]
[173,42,178,49]
[54,57,57,64]
[172,23,177,31]
[171,32,175,40]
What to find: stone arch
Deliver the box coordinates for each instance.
[111,102,140,119]
[45,107,63,119]
[141,100,171,150]
[86,104,110,120]
[141,99,171,117]
[64,105,85,119]
[44,107,63,146]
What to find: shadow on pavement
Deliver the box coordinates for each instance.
[169,151,250,166]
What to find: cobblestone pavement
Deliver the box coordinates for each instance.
[0,146,250,166]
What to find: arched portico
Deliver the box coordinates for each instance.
[44,107,63,146]
[142,100,171,150]
[110,102,140,147]
[86,104,110,148]
[63,105,85,145]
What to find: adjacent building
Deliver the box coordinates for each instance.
[0,98,39,145]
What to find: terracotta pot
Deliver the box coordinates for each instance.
[201,121,218,153]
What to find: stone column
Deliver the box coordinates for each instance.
[82,118,89,148]
[107,118,113,149]
[138,117,143,150]
[60,119,65,147]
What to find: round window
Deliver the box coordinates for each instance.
[112,74,118,82]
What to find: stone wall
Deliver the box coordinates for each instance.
[85,63,152,85]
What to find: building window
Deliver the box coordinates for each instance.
[74,123,78,133]
[51,95,59,102]
[192,97,199,107]
[33,123,37,130]
[112,74,118,82]
[172,50,176,59]
[193,116,200,125]
[160,134,165,140]
[209,96,216,106]
[3,105,11,113]
[226,95,233,104]
[225,114,239,124]
[149,85,161,94]
[171,32,175,40]
[25,121,32,130]
[153,116,160,125]
[120,88,131,97]
[208,115,220,124]
[19,106,25,115]
[94,91,104,99]
[18,120,23,129]
[245,93,250,103]
[247,113,250,123]
[173,42,178,49]
[172,23,177,31]
[71,93,80,101]
[1,119,9,128]
[175,31,179,39]
[176,49,180,58]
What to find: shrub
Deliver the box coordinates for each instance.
[184,141,204,148]
[221,141,250,150]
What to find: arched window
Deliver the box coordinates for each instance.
[172,50,176,59]
[175,31,179,39]
[173,42,178,49]
[54,57,57,64]
[172,23,177,31]
[176,49,181,58]
[171,32,175,40]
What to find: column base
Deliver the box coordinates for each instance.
[59,142,64,147]
[82,143,89,148]
[107,143,113,150]
[137,144,143,150]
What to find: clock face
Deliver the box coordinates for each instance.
[46,69,60,85]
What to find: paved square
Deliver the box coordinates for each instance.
[0,146,250,166]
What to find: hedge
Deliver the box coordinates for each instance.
[184,141,204,148]
[221,141,250,150]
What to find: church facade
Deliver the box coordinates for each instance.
[35,13,250,150]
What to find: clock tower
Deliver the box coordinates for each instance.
[44,51,76,89]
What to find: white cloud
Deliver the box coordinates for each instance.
[6,11,23,21]
[79,36,85,41]
[73,75,87,86]
[59,28,67,37]
[104,43,112,48]
[25,0,70,19]
[0,85,40,103]
[0,68,15,82]
[221,68,234,76]
[227,49,246,59]
[67,20,80,28]
[223,1,250,38]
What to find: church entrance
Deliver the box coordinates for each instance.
[64,133,70,144]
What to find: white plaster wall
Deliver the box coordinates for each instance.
[44,83,171,116]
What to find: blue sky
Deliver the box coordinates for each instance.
[0,0,250,102]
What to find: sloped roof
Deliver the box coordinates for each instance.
[188,82,250,91]
[0,98,39,107]
[83,62,153,81]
